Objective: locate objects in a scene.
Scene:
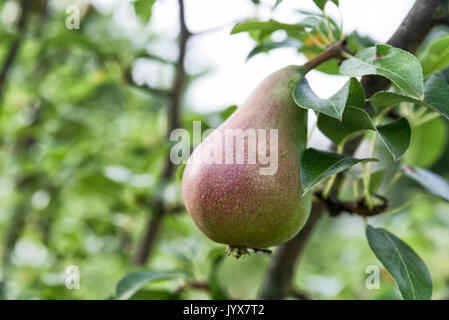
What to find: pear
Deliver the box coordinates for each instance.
[182,65,312,251]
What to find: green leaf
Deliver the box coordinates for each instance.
[346,30,376,54]
[293,78,363,119]
[313,0,339,11]
[133,0,156,24]
[314,59,340,75]
[347,77,366,108]
[295,11,341,35]
[404,118,448,168]
[340,44,424,98]
[219,105,237,120]
[247,40,298,60]
[436,66,449,82]
[367,169,386,193]
[176,163,186,182]
[369,76,449,120]
[115,271,180,300]
[419,34,449,77]
[317,107,410,161]
[274,0,283,8]
[423,75,449,119]
[231,19,309,35]
[377,118,411,161]
[369,92,421,114]
[366,225,433,300]
[317,106,375,144]
[401,165,449,202]
[208,249,228,300]
[300,148,377,192]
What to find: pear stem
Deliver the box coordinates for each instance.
[302,39,350,73]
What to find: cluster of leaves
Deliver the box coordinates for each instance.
[230,0,449,300]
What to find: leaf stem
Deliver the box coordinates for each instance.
[323,10,336,42]
[314,24,332,46]
[302,39,348,73]
[353,179,359,199]
[362,163,373,209]
[307,114,319,142]
[323,174,337,199]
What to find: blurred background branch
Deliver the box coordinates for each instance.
[133,0,191,265]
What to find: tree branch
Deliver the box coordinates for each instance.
[259,0,449,300]
[133,0,191,265]
[362,0,448,98]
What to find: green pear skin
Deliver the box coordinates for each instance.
[182,65,312,249]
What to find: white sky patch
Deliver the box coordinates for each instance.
[89,0,414,112]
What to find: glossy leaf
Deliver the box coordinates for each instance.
[436,66,449,82]
[313,0,339,10]
[300,148,377,192]
[340,44,424,98]
[419,34,449,77]
[404,118,448,168]
[369,91,420,114]
[246,40,298,60]
[293,78,363,119]
[318,107,410,161]
[317,106,374,144]
[115,271,180,300]
[231,19,309,35]
[208,249,228,300]
[423,76,449,119]
[377,118,411,161]
[401,165,449,202]
[346,30,376,54]
[314,59,341,75]
[369,76,449,120]
[366,225,433,300]
[367,169,386,193]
